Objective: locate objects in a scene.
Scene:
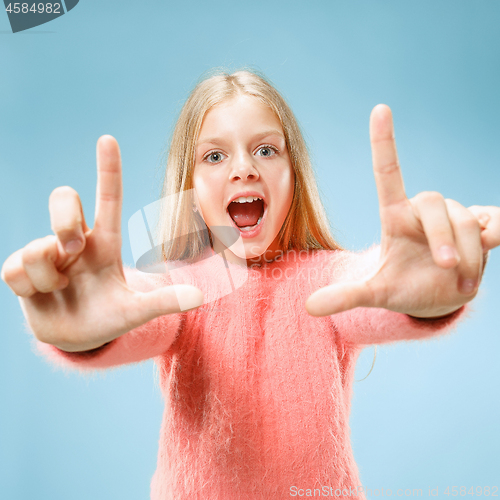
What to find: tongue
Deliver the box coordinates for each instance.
[228,200,263,227]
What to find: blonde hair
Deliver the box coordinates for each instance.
[157,69,342,262]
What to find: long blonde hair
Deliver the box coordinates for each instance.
[157,69,342,262]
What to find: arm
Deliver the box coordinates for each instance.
[30,266,185,374]
[333,306,467,347]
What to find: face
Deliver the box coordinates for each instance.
[193,94,295,265]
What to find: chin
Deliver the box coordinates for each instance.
[230,242,266,260]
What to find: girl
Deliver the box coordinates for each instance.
[2,70,499,499]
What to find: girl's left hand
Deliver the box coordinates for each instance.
[306,104,500,318]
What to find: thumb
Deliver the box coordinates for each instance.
[130,285,204,325]
[305,280,373,317]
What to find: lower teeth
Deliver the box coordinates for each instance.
[239,215,263,232]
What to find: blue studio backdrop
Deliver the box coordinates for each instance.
[1,1,499,499]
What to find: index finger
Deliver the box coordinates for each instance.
[370,104,407,208]
[94,135,123,234]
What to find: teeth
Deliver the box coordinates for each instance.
[233,196,263,203]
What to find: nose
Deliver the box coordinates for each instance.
[229,152,259,182]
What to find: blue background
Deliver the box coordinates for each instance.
[1,1,499,498]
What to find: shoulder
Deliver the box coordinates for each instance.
[292,247,349,270]
[331,244,380,280]
[297,245,381,284]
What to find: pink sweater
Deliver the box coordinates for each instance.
[32,247,467,499]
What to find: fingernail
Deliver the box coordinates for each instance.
[64,238,84,254]
[461,279,476,294]
[439,245,457,263]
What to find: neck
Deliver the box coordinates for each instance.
[245,247,283,267]
[211,236,283,268]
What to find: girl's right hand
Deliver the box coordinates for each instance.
[1,136,203,352]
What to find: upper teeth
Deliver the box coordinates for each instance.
[233,196,263,203]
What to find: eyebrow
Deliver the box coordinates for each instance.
[196,129,285,148]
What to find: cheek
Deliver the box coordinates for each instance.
[193,169,211,197]
[274,166,295,212]
[192,171,224,219]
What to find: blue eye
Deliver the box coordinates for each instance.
[257,145,278,157]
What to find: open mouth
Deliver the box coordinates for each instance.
[227,196,265,233]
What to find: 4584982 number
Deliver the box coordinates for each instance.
[5,3,62,14]
[444,486,499,497]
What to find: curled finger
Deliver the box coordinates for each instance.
[22,235,69,295]
[445,199,483,295]
[49,185,88,258]
[2,248,38,297]
[467,205,500,251]
[410,191,459,268]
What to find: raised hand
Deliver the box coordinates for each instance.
[1,136,203,352]
[306,105,500,318]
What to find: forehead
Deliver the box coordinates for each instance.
[198,94,283,139]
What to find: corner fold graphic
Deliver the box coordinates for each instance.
[63,0,79,12]
[4,0,80,33]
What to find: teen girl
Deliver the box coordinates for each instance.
[2,70,499,499]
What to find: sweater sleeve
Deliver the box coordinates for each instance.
[30,266,184,375]
[326,246,470,346]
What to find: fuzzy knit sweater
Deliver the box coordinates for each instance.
[32,246,467,500]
